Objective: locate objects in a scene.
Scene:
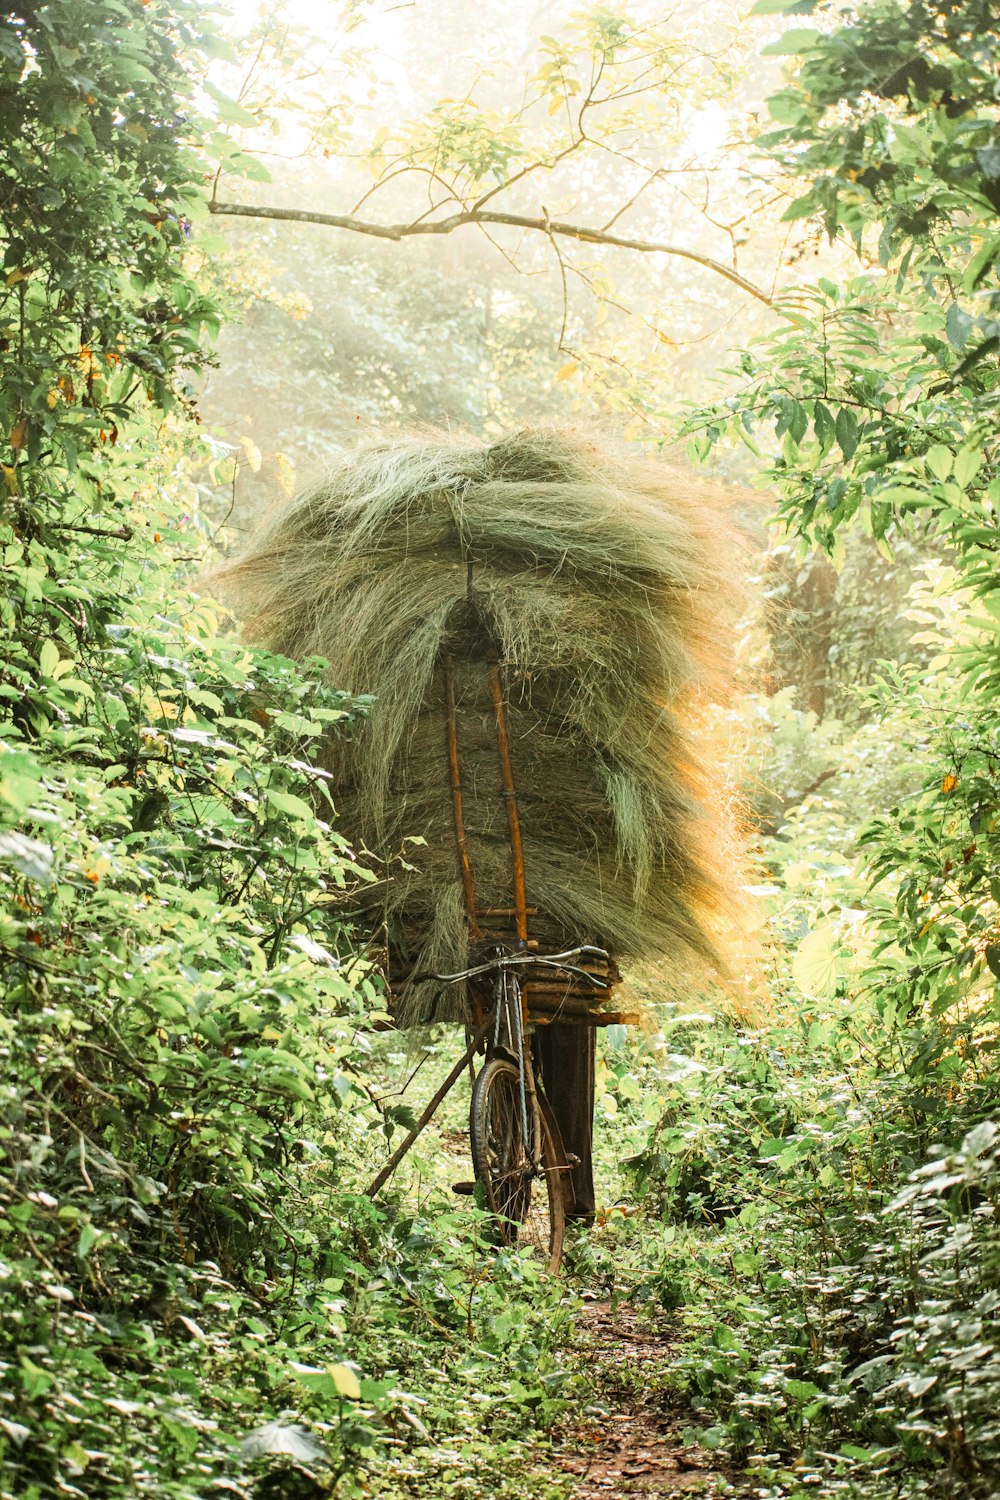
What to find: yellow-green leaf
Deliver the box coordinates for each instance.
[792,925,842,999]
[954,447,983,489]
[39,639,60,678]
[926,445,953,482]
[329,1363,361,1399]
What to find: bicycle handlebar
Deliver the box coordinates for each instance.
[412,944,611,990]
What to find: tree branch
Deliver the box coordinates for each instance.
[207,200,774,306]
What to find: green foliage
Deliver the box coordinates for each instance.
[0,7,587,1497]
[686,0,1000,713]
[626,999,1000,1497]
[4,3,1000,1498]
[612,507,1000,1499]
[682,0,1000,1136]
[684,275,998,568]
[0,0,219,478]
[758,0,1000,294]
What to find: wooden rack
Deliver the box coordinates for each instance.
[393,650,637,1030]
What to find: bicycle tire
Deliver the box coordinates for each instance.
[469,1056,567,1271]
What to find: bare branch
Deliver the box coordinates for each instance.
[207,200,774,305]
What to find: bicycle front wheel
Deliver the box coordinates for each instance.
[469,1057,567,1271]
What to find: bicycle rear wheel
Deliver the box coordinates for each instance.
[469,1057,567,1271]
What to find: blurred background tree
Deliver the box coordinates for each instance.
[195,0,820,509]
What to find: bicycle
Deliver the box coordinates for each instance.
[427,942,611,1270]
[366,940,626,1272]
[365,651,634,1271]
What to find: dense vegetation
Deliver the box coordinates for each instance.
[1,2,998,1498]
[660,2,1000,1492]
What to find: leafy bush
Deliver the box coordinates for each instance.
[0,7,588,1495]
[626,999,999,1494]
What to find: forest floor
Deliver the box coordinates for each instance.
[554,1299,739,1498]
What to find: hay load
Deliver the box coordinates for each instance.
[218,429,741,1022]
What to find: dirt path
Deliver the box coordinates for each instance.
[554,1300,738,1497]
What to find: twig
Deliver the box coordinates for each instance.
[542,205,571,349]
[78,1132,94,1191]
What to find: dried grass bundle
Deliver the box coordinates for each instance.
[217,428,743,1023]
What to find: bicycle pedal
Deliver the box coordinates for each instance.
[452,1181,477,1196]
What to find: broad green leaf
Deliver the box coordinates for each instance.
[781,193,818,221]
[761,27,823,55]
[77,1222,101,1259]
[813,401,834,447]
[926,445,953,481]
[871,485,932,509]
[835,407,858,460]
[792,925,843,998]
[953,447,983,488]
[767,91,808,124]
[265,787,315,821]
[38,638,60,678]
[945,301,972,350]
[963,235,1000,292]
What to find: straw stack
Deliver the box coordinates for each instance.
[217,429,742,1023]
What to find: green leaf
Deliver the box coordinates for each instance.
[77,1221,102,1259]
[761,28,823,56]
[813,401,834,447]
[39,638,60,678]
[963,236,1000,292]
[945,301,972,350]
[953,448,983,489]
[781,192,818,221]
[926,445,953,481]
[950,335,1000,385]
[872,485,932,508]
[265,787,316,822]
[835,407,858,460]
[792,925,843,998]
[766,91,808,125]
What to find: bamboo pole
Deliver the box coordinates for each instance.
[442,653,481,940]
[486,652,528,946]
